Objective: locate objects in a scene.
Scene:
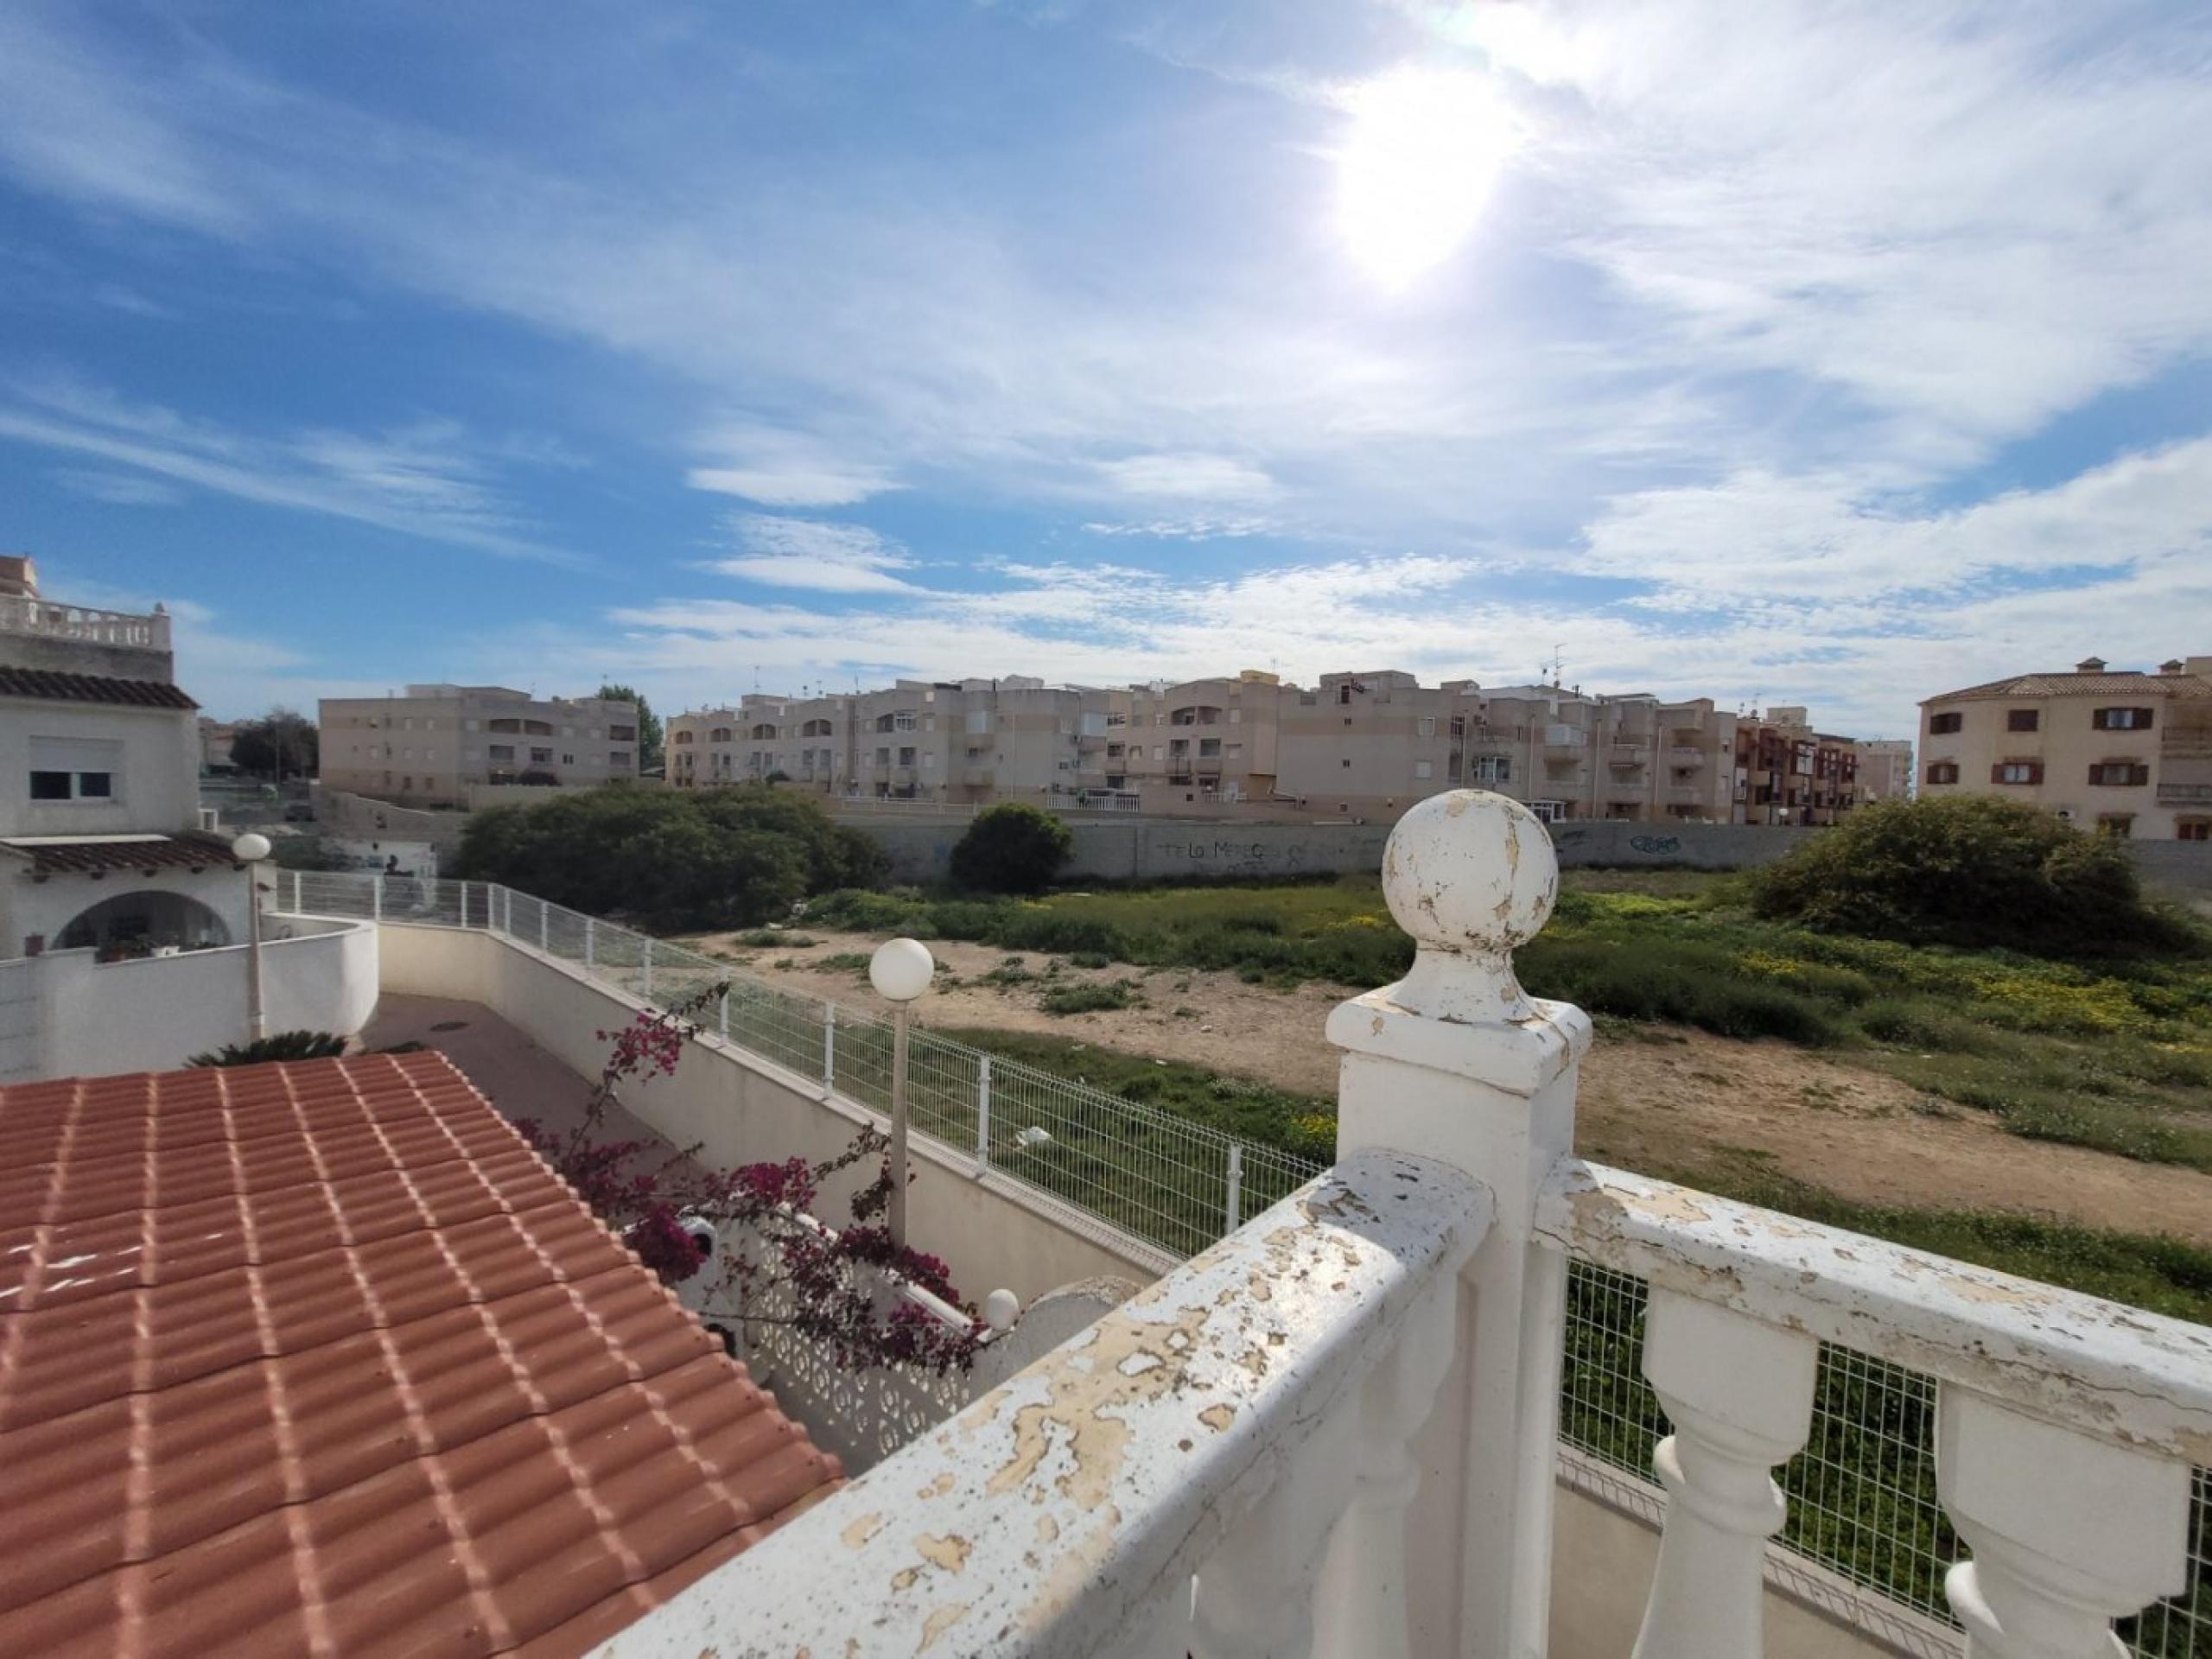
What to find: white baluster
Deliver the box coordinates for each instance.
[1311,1274,1464,1659]
[1630,1289,1818,1659]
[1937,1390,2192,1658]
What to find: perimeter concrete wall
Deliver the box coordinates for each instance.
[854,810,2212,893]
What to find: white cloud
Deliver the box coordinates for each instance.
[702,514,922,593]
[1097,453,1279,502]
[687,424,904,506]
[51,467,186,505]
[0,372,569,563]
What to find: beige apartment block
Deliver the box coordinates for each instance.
[320,684,639,806]
[1918,655,2212,839]
[1111,673,1283,812]
[1853,738,1915,804]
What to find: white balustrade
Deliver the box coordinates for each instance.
[1938,1392,2193,1658]
[1630,1292,1818,1659]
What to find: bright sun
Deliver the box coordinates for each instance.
[1337,67,1515,289]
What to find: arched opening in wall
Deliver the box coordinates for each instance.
[56,891,233,954]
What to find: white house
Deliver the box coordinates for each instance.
[0,562,377,1077]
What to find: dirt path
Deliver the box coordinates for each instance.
[686,928,2212,1246]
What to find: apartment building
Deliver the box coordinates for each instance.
[1853,738,1915,804]
[320,684,639,805]
[1733,707,1860,826]
[1918,654,2212,838]
[1113,673,1283,812]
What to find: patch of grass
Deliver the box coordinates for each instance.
[1039,979,1141,1015]
[815,950,871,974]
[734,928,817,948]
[938,1027,1337,1161]
[804,871,2212,1171]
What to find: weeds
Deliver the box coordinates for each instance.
[1040,979,1141,1015]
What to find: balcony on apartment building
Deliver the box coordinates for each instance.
[2158,781,2212,804]
[0,594,172,652]
[962,766,994,787]
[1606,742,1648,770]
[1669,745,1707,765]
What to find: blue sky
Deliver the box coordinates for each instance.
[1,1,2208,734]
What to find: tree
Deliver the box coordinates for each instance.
[230,709,320,782]
[596,682,664,772]
[1750,795,2194,957]
[518,986,982,1376]
[452,781,887,929]
[948,802,1074,894]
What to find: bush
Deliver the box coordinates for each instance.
[189,1031,349,1067]
[948,803,1073,894]
[1750,797,2193,957]
[1039,979,1138,1015]
[453,783,886,931]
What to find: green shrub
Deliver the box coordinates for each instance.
[454,783,882,930]
[189,1031,350,1067]
[1039,979,1138,1015]
[948,803,1074,894]
[1750,797,2194,957]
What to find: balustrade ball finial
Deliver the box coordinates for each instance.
[1378,790,1559,1023]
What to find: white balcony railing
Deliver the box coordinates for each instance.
[0,595,171,651]
[582,791,2210,1659]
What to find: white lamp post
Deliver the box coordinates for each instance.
[232,832,271,1042]
[868,937,935,1248]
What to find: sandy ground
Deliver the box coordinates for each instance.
[683,927,2212,1246]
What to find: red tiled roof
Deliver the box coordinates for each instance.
[0,1050,842,1658]
[0,666,197,709]
[1924,671,2212,702]
[0,833,245,875]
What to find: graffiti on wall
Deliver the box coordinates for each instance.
[1628,835,1682,855]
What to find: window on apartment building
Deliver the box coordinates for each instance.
[562,753,574,765]
[1450,715,1465,739]
[1925,762,1960,785]
[530,747,553,764]
[899,747,917,766]
[1529,801,1565,823]
[487,745,515,761]
[1992,761,2043,785]
[2178,819,2210,842]
[1418,716,1436,737]
[609,751,631,767]
[712,728,731,743]
[1471,755,1511,783]
[1107,743,1124,759]
[674,731,693,744]
[1338,685,1353,705]
[1928,711,1963,734]
[524,721,553,735]
[1106,713,1127,727]
[487,718,521,733]
[894,714,917,732]
[1229,709,1242,724]
[1155,746,1165,760]
[2093,707,2154,730]
[2095,814,2135,839]
[608,725,636,742]
[2087,762,2150,786]
[1342,758,1352,768]
[1414,760,1433,779]
[2006,709,2040,732]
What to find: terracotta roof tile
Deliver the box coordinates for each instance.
[0,665,197,709]
[0,1050,842,1658]
[0,833,246,875]
[1925,670,2212,702]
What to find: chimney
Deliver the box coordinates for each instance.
[2075,656,2106,674]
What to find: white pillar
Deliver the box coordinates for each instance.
[1938,1391,2193,1658]
[1326,790,1592,1659]
[976,1054,993,1164]
[822,1000,836,1086]
[1630,1291,1819,1659]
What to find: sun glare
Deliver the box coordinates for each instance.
[1337,67,1515,289]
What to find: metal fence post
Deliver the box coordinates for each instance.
[976,1056,993,1166]
[1224,1142,1243,1234]
[289,868,302,912]
[538,900,549,952]
[584,917,595,971]
[372,874,385,922]
[642,938,654,1003]
[460,882,470,930]
[822,1001,836,1088]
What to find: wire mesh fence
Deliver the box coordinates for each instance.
[283,869,2209,1650]
[1560,1261,2209,1655]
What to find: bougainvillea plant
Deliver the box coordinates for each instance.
[516,983,983,1376]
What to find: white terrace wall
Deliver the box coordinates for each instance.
[372,923,1173,1306]
[20,915,376,1077]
